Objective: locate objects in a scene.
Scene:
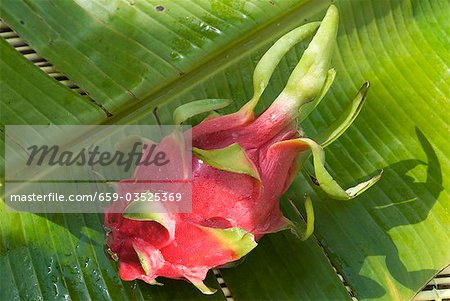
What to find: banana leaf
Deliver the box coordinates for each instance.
[0,0,449,300]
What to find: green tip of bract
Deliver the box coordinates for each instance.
[298,68,336,123]
[134,246,152,275]
[240,5,341,118]
[199,226,258,259]
[123,201,175,238]
[193,143,260,180]
[313,81,370,147]
[189,279,217,295]
[280,5,339,111]
[299,138,382,200]
[286,195,315,241]
[149,280,164,286]
[240,22,321,114]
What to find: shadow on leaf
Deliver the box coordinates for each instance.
[355,127,443,299]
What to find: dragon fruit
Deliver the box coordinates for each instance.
[104,5,381,294]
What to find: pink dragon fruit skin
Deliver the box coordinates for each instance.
[104,87,307,293]
[189,116,306,239]
[105,5,381,294]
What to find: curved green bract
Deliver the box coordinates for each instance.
[192,143,260,180]
[286,195,315,241]
[313,82,370,147]
[241,22,320,113]
[299,138,382,200]
[197,225,257,259]
[298,68,336,123]
[123,200,176,239]
[173,98,231,125]
[187,226,258,295]
[188,279,217,296]
[133,246,152,277]
[281,5,339,107]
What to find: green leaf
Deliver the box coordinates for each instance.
[221,231,353,301]
[0,37,105,126]
[193,143,260,179]
[0,203,224,301]
[1,0,449,300]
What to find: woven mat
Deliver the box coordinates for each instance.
[413,265,450,301]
